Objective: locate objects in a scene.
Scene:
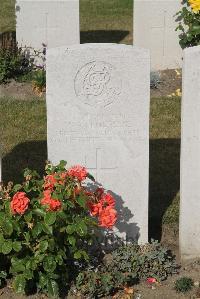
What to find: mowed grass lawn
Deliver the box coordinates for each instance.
[0,0,15,33]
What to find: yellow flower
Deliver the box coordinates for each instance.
[189,0,200,12]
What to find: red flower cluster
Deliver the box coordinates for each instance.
[88,189,117,228]
[68,165,88,182]
[41,190,61,211]
[11,192,30,215]
[10,165,118,229]
[43,174,57,190]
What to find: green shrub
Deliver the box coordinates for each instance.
[32,68,46,96]
[176,0,200,49]
[175,277,194,293]
[0,46,33,83]
[0,161,117,297]
[71,240,178,298]
[150,71,161,89]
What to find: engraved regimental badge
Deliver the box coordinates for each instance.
[74,61,122,107]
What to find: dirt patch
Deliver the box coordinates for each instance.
[151,69,182,98]
[0,80,44,100]
[134,260,200,299]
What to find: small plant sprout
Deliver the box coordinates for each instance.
[175,277,194,293]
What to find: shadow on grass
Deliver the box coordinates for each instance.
[149,138,180,241]
[2,138,180,242]
[2,140,47,184]
[80,30,129,43]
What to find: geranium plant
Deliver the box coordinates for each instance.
[176,0,200,48]
[0,161,117,296]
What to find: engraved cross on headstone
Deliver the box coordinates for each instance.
[151,10,174,57]
[45,13,59,46]
[85,148,117,181]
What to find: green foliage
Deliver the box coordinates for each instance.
[0,161,109,297]
[176,0,200,48]
[150,72,161,89]
[0,46,33,84]
[32,69,46,95]
[0,270,7,287]
[72,240,178,298]
[175,277,194,293]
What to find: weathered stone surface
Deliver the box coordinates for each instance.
[134,0,182,70]
[180,45,200,260]
[16,0,79,51]
[46,44,150,243]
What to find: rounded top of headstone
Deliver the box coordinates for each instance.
[47,43,150,57]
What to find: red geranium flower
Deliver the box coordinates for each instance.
[100,193,115,208]
[41,190,61,211]
[43,174,57,190]
[147,278,157,284]
[88,201,103,216]
[99,206,117,228]
[68,165,88,182]
[11,192,30,215]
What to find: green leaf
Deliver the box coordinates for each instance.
[12,241,22,252]
[13,184,22,192]
[0,271,7,279]
[39,240,48,252]
[74,250,82,259]
[11,257,25,273]
[24,211,32,222]
[58,160,67,169]
[24,269,33,280]
[41,223,53,235]
[44,212,56,226]
[2,240,12,254]
[76,195,86,208]
[48,239,55,252]
[76,221,87,236]
[23,168,32,177]
[32,223,43,237]
[68,235,76,247]
[0,212,5,223]
[74,250,89,261]
[0,233,4,246]
[26,259,37,271]
[47,279,59,297]
[43,256,56,273]
[33,208,46,217]
[66,225,75,234]
[38,272,48,290]
[2,219,13,236]
[13,274,26,294]
[24,232,30,243]
[65,200,75,208]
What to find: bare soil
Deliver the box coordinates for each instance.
[151,69,182,98]
[0,80,44,100]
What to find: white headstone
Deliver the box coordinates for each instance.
[16,0,80,51]
[134,0,182,70]
[46,44,150,243]
[180,45,200,260]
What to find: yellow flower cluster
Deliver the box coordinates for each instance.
[189,0,200,12]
